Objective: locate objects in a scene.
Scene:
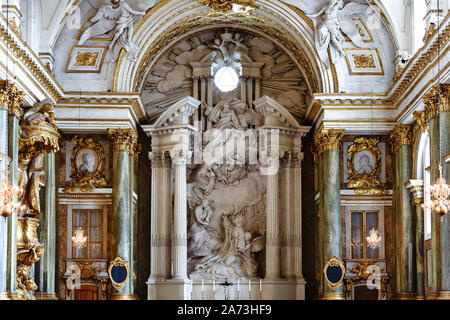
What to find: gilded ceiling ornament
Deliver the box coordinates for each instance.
[323,256,345,291]
[0,80,25,118]
[107,128,138,153]
[74,52,99,66]
[63,136,108,193]
[346,137,387,195]
[389,124,413,153]
[353,54,376,69]
[314,129,345,155]
[197,0,255,12]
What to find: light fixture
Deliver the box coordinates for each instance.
[214,66,239,92]
[425,1,449,217]
[0,167,25,218]
[72,228,87,248]
[366,228,382,249]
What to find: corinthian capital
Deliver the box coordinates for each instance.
[107,128,138,153]
[314,129,345,155]
[423,84,450,120]
[0,80,25,117]
[170,149,192,165]
[389,124,413,153]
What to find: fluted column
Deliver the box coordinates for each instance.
[314,129,345,300]
[170,149,191,280]
[280,153,292,279]
[107,128,138,299]
[390,124,416,299]
[405,180,425,299]
[148,152,171,280]
[292,152,304,281]
[0,81,24,299]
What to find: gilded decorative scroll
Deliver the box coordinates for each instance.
[63,136,107,193]
[346,137,387,195]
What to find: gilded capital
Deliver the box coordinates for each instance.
[423,84,450,120]
[107,128,138,153]
[314,129,345,154]
[0,80,25,117]
[389,124,413,153]
[413,111,428,133]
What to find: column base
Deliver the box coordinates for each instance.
[0,292,19,300]
[391,293,416,300]
[316,293,346,300]
[35,293,58,300]
[147,278,191,300]
[109,294,139,300]
[416,296,425,300]
[433,291,450,300]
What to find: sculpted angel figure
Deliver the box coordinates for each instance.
[306,0,368,67]
[79,0,147,62]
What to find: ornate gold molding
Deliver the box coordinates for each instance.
[423,84,450,120]
[346,137,387,195]
[389,124,413,153]
[423,23,436,43]
[323,257,345,291]
[314,129,345,155]
[74,52,99,66]
[108,256,129,292]
[107,129,138,153]
[0,80,25,117]
[353,54,376,68]
[63,136,108,193]
[197,0,255,12]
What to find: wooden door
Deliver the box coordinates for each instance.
[75,285,98,300]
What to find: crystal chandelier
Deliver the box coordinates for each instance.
[426,166,449,217]
[72,229,87,248]
[0,167,25,218]
[366,228,382,249]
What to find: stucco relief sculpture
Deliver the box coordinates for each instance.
[143,30,308,119]
[80,0,153,61]
[187,98,266,280]
[285,0,368,67]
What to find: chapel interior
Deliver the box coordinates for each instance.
[0,0,449,301]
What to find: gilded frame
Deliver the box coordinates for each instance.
[63,136,107,193]
[346,137,387,195]
[323,257,345,291]
[108,257,129,291]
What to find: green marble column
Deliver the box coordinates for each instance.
[390,124,416,299]
[35,151,57,300]
[314,129,345,300]
[414,199,425,299]
[108,129,137,300]
[0,81,24,300]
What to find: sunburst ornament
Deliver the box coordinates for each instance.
[366,228,382,249]
[72,228,87,248]
[426,165,449,217]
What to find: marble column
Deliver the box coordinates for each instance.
[405,180,425,300]
[314,129,345,300]
[423,84,450,299]
[35,151,57,300]
[0,81,24,300]
[390,124,416,299]
[107,128,138,300]
[170,149,191,280]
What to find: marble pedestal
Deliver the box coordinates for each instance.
[147,278,192,300]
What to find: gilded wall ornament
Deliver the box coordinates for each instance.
[353,54,376,68]
[346,137,387,195]
[323,257,345,291]
[74,52,99,66]
[197,0,255,12]
[389,124,413,153]
[63,136,108,193]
